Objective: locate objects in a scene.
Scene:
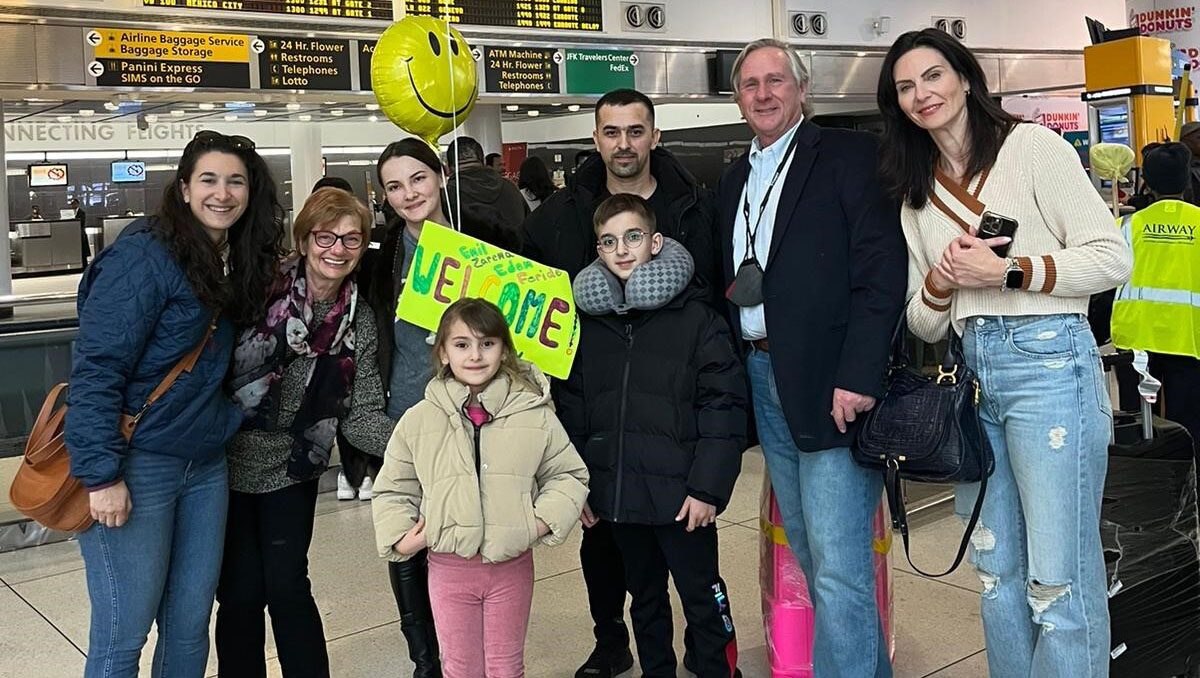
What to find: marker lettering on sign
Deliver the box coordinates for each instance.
[415,245,572,349]
[433,256,471,303]
[541,298,570,349]
[515,290,546,339]
[397,223,578,378]
[410,246,441,294]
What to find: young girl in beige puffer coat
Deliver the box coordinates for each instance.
[372,298,589,678]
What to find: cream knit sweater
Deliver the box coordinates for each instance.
[903,123,1133,342]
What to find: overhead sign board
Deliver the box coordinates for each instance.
[359,40,376,91]
[564,49,636,94]
[141,0,390,21]
[483,46,561,94]
[146,0,603,30]
[258,35,353,90]
[407,0,602,31]
[88,28,252,88]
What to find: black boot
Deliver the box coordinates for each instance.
[389,552,441,678]
[575,641,634,678]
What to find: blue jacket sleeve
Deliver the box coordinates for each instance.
[65,237,172,488]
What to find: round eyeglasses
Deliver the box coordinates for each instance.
[597,230,647,253]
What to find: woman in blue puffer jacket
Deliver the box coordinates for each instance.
[66,130,285,678]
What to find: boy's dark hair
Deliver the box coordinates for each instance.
[595,88,655,124]
[593,193,656,235]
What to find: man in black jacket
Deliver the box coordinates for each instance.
[716,39,905,677]
[559,194,747,678]
[521,88,722,678]
[445,136,528,240]
[523,89,720,298]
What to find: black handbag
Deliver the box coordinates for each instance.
[852,318,995,577]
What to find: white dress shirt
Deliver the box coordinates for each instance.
[731,117,803,340]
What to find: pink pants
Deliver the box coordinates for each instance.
[427,550,534,678]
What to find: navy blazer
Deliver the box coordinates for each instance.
[716,121,907,452]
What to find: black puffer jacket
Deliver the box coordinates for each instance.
[557,281,748,525]
[522,148,720,295]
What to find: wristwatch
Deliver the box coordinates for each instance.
[1002,258,1025,291]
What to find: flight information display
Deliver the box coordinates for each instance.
[142,1,603,30]
[141,0,391,21]
[406,1,603,31]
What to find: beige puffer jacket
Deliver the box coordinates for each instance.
[372,362,589,563]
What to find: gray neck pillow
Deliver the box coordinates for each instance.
[573,237,695,316]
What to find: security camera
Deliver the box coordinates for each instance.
[136,113,148,131]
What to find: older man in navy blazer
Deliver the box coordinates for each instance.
[717,38,906,677]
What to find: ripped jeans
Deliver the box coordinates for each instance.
[958,314,1111,677]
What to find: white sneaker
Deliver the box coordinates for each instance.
[358,476,374,501]
[336,470,356,500]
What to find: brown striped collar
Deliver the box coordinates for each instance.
[931,166,992,234]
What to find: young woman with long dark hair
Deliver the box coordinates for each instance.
[67,130,284,677]
[877,29,1131,676]
[366,138,452,677]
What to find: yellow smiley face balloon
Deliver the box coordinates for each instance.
[372,16,478,147]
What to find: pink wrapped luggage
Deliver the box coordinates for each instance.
[759,476,896,677]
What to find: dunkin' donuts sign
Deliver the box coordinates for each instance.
[1130,6,1195,33]
[1001,97,1087,133]
[1129,1,1200,68]
[1033,111,1084,131]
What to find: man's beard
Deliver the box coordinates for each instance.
[607,153,643,178]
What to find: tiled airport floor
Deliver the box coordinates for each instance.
[0,450,988,677]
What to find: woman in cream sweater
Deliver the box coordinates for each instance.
[876,29,1131,677]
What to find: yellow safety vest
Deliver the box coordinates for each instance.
[1112,199,1200,358]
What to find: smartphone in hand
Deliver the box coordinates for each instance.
[978,211,1018,257]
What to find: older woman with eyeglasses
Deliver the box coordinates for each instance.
[217,187,395,676]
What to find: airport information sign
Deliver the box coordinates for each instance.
[87,28,253,89]
[141,1,602,31]
[483,46,561,94]
[258,35,354,90]
[142,0,391,21]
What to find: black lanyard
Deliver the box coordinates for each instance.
[741,130,802,262]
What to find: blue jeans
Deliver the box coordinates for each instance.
[78,451,229,678]
[746,349,891,678]
[959,315,1111,677]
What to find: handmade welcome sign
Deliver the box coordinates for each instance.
[395,221,579,379]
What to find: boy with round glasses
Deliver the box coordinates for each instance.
[558,193,748,678]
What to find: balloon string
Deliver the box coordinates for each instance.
[445,12,462,233]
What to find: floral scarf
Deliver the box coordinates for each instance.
[229,256,357,481]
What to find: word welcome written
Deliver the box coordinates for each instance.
[396,222,578,379]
